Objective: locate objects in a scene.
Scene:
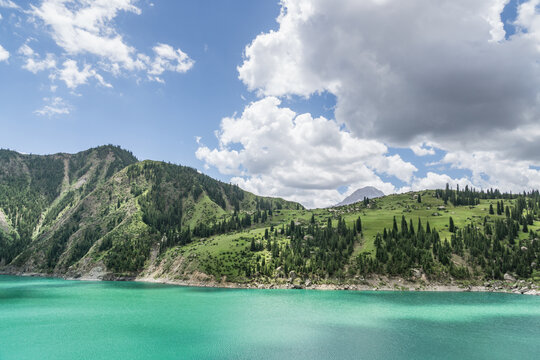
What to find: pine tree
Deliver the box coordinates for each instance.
[401,216,408,235]
[449,217,455,233]
[356,217,362,233]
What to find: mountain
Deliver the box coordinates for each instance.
[0,146,538,292]
[0,146,300,277]
[0,145,138,266]
[334,186,385,207]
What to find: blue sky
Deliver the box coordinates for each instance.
[0,1,279,169]
[0,0,539,208]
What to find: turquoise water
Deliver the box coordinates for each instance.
[1,276,539,360]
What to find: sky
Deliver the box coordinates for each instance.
[0,0,539,208]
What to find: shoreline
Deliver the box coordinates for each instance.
[2,271,538,295]
[135,276,540,295]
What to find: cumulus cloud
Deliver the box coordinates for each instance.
[18,44,56,73]
[410,143,436,157]
[29,0,193,84]
[227,0,540,201]
[0,0,19,9]
[196,97,416,208]
[238,0,540,153]
[147,43,195,82]
[34,96,70,117]
[56,59,111,89]
[0,44,8,62]
[400,172,475,193]
[17,45,111,92]
[440,150,540,192]
[30,0,144,71]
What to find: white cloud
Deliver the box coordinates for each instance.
[410,143,436,156]
[231,0,540,199]
[34,97,70,117]
[196,97,416,208]
[399,172,475,193]
[57,59,111,89]
[440,150,540,192]
[18,44,56,73]
[147,43,194,81]
[0,44,8,62]
[18,44,33,57]
[0,0,19,9]
[30,0,143,70]
[485,0,511,42]
[24,54,56,73]
[29,0,194,84]
[238,0,540,152]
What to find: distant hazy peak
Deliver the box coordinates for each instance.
[334,186,384,207]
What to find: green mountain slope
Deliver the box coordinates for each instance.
[0,145,137,266]
[1,146,538,292]
[0,149,300,277]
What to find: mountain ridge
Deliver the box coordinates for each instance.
[334,186,385,207]
[0,146,301,275]
[1,146,539,294]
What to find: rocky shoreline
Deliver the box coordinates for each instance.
[3,270,537,296]
[135,275,540,295]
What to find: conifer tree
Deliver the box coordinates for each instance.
[401,215,408,235]
[356,216,362,233]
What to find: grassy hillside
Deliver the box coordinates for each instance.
[1,146,538,290]
[144,188,540,288]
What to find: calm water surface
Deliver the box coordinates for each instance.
[1,275,539,359]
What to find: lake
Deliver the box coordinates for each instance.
[1,275,539,359]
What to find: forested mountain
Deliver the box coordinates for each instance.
[0,146,299,277]
[0,146,539,292]
[0,145,137,266]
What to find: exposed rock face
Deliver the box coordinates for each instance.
[504,273,516,282]
[275,266,285,278]
[411,268,423,279]
[334,186,384,207]
[0,209,10,233]
[288,271,297,282]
